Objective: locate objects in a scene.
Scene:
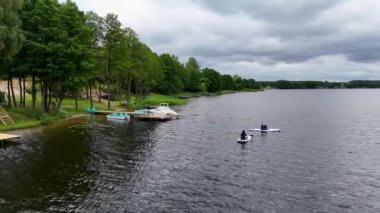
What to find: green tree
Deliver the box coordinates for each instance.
[103,13,124,109]
[154,54,184,94]
[222,74,234,90]
[202,68,223,92]
[122,28,142,105]
[0,0,23,69]
[0,0,23,107]
[276,80,292,89]
[133,43,164,104]
[86,11,105,107]
[18,0,63,112]
[143,51,163,94]
[17,0,95,112]
[56,0,96,111]
[233,74,243,90]
[184,57,202,92]
[246,79,257,89]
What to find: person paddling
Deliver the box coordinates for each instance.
[261,122,268,130]
[241,130,247,139]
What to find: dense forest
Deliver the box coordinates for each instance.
[0,0,258,113]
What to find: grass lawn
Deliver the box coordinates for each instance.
[134,94,188,107]
[0,96,114,131]
[0,107,41,131]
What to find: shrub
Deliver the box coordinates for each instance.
[40,114,53,125]
[57,109,68,119]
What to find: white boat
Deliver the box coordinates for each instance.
[138,110,172,121]
[249,128,280,132]
[106,112,130,121]
[237,135,253,143]
[149,103,178,118]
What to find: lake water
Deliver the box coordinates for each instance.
[1,89,380,212]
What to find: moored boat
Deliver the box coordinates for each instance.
[149,103,179,118]
[106,112,130,121]
[136,110,172,121]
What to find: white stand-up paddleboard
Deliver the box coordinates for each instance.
[237,135,253,143]
[249,128,280,132]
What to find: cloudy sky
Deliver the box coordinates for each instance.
[70,0,380,81]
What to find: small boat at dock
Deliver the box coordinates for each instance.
[106,112,130,121]
[136,111,172,121]
[134,103,179,121]
[150,103,179,118]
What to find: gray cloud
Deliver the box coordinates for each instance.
[71,0,380,80]
[188,0,380,64]
[195,0,339,23]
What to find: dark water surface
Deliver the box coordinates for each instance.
[1,89,380,212]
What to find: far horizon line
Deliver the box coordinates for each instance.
[255,79,380,82]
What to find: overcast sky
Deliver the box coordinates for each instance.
[69,0,380,81]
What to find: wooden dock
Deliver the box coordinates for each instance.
[87,110,114,115]
[0,133,21,147]
[0,133,21,141]
[88,110,143,116]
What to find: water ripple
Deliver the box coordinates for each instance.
[1,90,380,212]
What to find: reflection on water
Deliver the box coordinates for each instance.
[1,89,380,212]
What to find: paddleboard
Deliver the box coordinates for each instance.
[237,135,253,143]
[249,128,280,132]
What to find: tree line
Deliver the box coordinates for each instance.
[258,80,380,89]
[0,0,257,113]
